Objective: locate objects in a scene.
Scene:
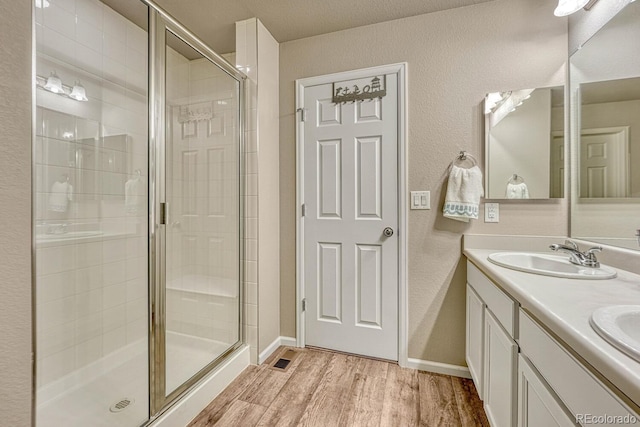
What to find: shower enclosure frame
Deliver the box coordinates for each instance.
[30,0,248,423]
[146,1,247,418]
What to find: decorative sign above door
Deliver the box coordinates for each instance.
[332,75,386,104]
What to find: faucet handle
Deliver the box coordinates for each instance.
[585,246,602,256]
[584,246,602,268]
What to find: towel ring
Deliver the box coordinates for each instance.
[452,151,478,169]
[507,174,525,184]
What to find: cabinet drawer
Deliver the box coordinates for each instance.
[519,309,639,424]
[468,261,517,337]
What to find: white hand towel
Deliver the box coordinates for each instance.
[443,165,484,222]
[125,177,142,213]
[48,181,73,212]
[506,182,530,199]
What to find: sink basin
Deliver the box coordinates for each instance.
[36,231,103,241]
[591,306,640,362]
[487,252,617,280]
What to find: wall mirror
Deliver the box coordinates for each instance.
[570,0,640,250]
[484,86,564,199]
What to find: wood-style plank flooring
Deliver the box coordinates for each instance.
[188,346,489,427]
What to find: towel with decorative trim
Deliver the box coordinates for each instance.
[506,182,529,199]
[443,165,484,222]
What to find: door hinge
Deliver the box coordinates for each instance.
[296,107,306,122]
[159,202,167,225]
[302,298,306,312]
[301,203,306,217]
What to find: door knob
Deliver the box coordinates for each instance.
[383,227,394,237]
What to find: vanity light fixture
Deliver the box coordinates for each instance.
[43,71,64,94]
[37,73,89,102]
[69,82,89,102]
[554,0,599,16]
[35,0,50,8]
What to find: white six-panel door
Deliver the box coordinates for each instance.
[301,73,398,360]
[579,127,629,198]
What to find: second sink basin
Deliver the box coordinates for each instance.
[591,306,640,363]
[487,252,617,280]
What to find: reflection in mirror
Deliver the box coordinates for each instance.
[579,78,640,198]
[570,0,640,250]
[484,86,564,199]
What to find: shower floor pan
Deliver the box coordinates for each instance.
[36,332,231,427]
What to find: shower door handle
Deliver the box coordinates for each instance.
[159,202,167,225]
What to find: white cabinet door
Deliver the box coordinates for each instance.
[466,284,485,400]
[484,309,518,427]
[517,355,574,427]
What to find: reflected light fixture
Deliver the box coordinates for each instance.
[43,71,64,94]
[37,72,90,102]
[554,0,590,16]
[35,0,50,8]
[69,82,89,102]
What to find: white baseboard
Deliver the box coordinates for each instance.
[151,345,250,427]
[258,336,298,364]
[406,358,471,379]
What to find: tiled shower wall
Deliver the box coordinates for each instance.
[236,18,260,363]
[34,0,148,389]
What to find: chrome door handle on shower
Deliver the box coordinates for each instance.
[383,227,394,237]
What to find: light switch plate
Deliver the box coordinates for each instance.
[410,191,430,210]
[485,203,499,223]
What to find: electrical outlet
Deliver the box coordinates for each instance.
[410,191,431,210]
[485,203,499,223]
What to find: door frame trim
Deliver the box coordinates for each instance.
[295,63,408,366]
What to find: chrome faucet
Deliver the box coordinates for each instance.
[549,239,602,268]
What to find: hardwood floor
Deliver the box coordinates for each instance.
[188,347,489,427]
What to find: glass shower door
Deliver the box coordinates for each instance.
[150,16,243,409]
[34,0,150,426]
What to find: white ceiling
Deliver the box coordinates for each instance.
[103,0,495,54]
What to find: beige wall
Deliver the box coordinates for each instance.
[279,0,568,364]
[0,1,33,424]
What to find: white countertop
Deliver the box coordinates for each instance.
[464,248,640,407]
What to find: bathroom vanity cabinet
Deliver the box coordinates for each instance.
[466,260,638,427]
[466,262,518,427]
